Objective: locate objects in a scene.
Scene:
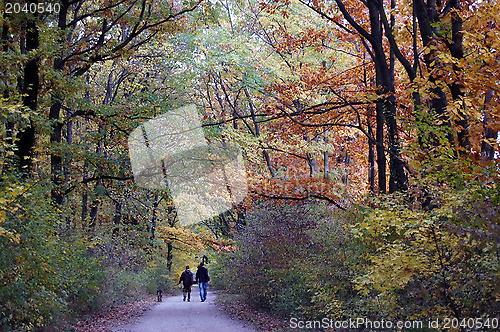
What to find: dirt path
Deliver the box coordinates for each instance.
[112,288,258,332]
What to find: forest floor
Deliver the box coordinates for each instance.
[72,288,289,331]
[215,291,292,331]
[71,296,158,332]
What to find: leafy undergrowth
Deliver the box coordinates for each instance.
[216,291,292,332]
[71,295,159,332]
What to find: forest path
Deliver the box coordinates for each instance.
[112,287,257,332]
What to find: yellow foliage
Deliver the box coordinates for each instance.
[356,244,430,295]
[0,210,20,243]
[157,225,234,250]
[0,184,28,243]
[302,284,343,319]
[353,185,499,317]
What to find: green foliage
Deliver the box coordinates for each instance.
[299,210,368,320]
[0,174,175,330]
[0,178,98,330]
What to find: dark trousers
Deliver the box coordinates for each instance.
[183,286,192,301]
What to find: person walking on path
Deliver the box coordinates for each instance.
[195,262,210,302]
[178,265,194,302]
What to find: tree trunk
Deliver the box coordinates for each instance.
[50,2,68,204]
[88,193,100,232]
[81,75,91,227]
[413,0,455,149]
[263,150,276,178]
[342,148,350,184]
[385,96,407,192]
[368,119,376,194]
[480,10,499,161]
[87,129,104,232]
[481,90,497,161]
[16,8,39,175]
[448,0,469,154]
[81,160,89,226]
[245,87,276,178]
[50,100,64,205]
[63,111,73,227]
[166,242,173,272]
[2,21,15,169]
[304,132,318,177]
[376,96,387,194]
[113,200,122,236]
[88,135,104,232]
[368,0,407,192]
[150,195,161,240]
[306,152,318,177]
[166,196,178,272]
[324,134,329,180]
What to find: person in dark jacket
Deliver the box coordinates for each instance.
[178,265,194,302]
[195,262,210,302]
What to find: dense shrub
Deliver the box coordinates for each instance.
[214,183,500,325]
[0,179,172,331]
[213,201,363,318]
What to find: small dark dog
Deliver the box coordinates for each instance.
[156,288,163,302]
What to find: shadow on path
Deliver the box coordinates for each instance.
[113,288,257,332]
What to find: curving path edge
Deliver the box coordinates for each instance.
[112,288,257,332]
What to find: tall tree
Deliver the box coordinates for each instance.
[16,3,39,174]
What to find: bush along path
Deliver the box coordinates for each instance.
[111,288,257,332]
[71,297,158,332]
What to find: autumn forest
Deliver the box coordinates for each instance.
[0,0,499,330]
